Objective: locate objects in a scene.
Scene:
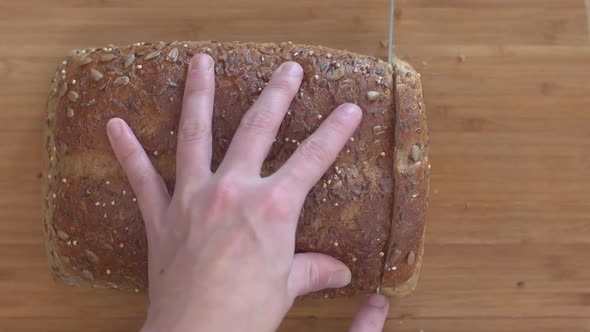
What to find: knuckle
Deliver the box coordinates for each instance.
[265,184,285,203]
[130,167,154,191]
[179,121,211,144]
[185,76,213,96]
[115,143,157,192]
[306,260,322,290]
[297,138,328,165]
[257,185,289,217]
[365,318,379,329]
[210,174,240,207]
[240,109,274,135]
[325,115,351,136]
[267,76,297,94]
[174,186,195,211]
[117,138,143,164]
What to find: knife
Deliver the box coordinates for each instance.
[388,0,394,63]
[376,0,395,296]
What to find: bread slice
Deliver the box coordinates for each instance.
[42,41,428,298]
[380,59,429,297]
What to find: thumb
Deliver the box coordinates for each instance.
[287,252,352,298]
[348,294,390,332]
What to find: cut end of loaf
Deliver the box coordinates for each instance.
[378,57,429,297]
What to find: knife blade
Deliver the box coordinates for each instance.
[388,0,394,63]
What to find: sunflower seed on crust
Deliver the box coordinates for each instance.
[114,76,130,86]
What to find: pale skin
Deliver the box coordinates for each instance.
[106,54,390,332]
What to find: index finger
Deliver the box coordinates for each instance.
[272,103,362,193]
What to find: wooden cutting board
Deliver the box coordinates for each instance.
[1,0,590,331]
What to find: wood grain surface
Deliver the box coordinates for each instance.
[1,0,590,331]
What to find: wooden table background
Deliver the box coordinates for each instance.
[2,0,590,331]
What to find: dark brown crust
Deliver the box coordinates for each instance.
[380,58,429,297]
[42,41,427,298]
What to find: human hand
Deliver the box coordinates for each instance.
[106,53,389,331]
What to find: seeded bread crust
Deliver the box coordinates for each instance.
[42,41,427,298]
[380,58,429,297]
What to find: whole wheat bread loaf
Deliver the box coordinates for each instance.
[42,41,429,298]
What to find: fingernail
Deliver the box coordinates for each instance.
[277,61,303,76]
[191,54,213,72]
[340,103,362,117]
[327,268,352,287]
[107,118,125,139]
[368,294,389,309]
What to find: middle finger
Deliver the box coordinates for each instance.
[219,61,303,175]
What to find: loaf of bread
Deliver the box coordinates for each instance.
[42,41,429,298]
